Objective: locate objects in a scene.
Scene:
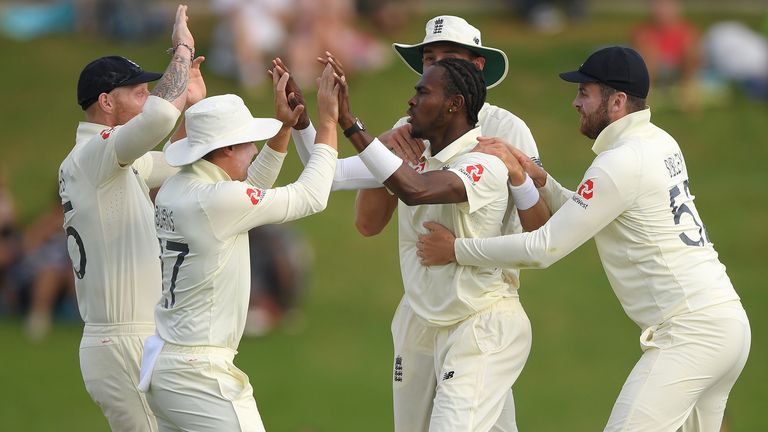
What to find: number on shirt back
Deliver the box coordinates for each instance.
[668,180,709,246]
[158,239,189,308]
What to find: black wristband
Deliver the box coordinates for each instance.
[343,118,366,138]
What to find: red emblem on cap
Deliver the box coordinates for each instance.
[577,179,594,200]
[466,164,484,182]
[246,188,263,205]
[100,128,115,139]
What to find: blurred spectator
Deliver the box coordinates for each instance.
[287,0,388,86]
[13,197,77,341]
[631,0,703,110]
[0,0,75,40]
[244,224,313,337]
[0,172,22,315]
[505,0,587,33]
[209,0,388,90]
[78,0,169,42]
[703,21,768,102]
[356,0,416,37]
[0,0,168,42]
[208,0,293,91]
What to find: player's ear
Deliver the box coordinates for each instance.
[472,56,486,72]
[449,94,465,115]
[97,93,113,113]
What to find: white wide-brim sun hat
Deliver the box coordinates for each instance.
[393,15,509,89]
[164,94,283,167]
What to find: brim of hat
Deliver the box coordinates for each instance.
[122,71,163,86]
[164,118,283,167]
[392,41,509,89]
[558,70,599,84]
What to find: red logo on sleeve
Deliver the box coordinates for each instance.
[100,128,115,139]
[414,161,426,173]
[246,188,263,205]
[577,179,594,200]
[465,164,484,182]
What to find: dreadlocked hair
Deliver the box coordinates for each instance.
[433,57,486,126]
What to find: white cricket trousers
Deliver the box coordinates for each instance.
[146,343,265,432]
[79,323,157,432]
[392,296,531,432]
[605,300,751,432]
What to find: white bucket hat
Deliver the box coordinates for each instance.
[164,94,283,167]
[393,16,509,89]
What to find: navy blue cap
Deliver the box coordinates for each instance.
[559,46,649,98]
[77,56,162,110]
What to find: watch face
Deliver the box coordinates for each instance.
[355,119,365,131]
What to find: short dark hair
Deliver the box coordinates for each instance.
[598,83,647,113]
[433,58,486,126]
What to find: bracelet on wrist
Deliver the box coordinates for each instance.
[167,42,194,62]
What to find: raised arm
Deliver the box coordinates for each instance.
[114,4,194,166]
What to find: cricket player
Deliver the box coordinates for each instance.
[139,64,339,431]
[58,5,200,431]
[285,16,547,430]
[329,56,533,431]
[417,46,751,432]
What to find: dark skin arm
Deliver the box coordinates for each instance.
[354,188,398,236]
[321,52,468,207]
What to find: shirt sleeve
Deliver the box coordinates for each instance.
[538,174,573,213]
[206,144,338,238]
[113,96,182,166]
[246,144,286,189]
[292,121,385,191]
[291,122,316,166]
[447,153,509,214]
[455,148,640,269]
[132,151,180,189]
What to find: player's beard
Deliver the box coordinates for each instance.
[411,110,446,141]
[579,100,611,140]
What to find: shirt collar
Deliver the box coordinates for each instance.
[592,108,652,155]
[76,121,110,145]
[428,126,482,163]
[183,158,232,182]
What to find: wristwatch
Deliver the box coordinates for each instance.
[343,117,366,138]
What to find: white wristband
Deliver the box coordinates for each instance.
[509,175,540,210]
[358,138,403,183]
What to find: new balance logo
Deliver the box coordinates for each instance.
[433,18,444,34]
[394,356,403,382]
[442,371,454,380]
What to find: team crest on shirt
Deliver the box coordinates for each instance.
[458,163,485,183]
[246,188,264,205]
[572,178,595,210]
[100,127,115,140]
[577,179,594,200]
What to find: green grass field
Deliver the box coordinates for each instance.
[1,8,766,431]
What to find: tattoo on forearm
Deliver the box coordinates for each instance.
[152,54,189,101]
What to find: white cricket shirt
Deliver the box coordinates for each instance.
[456,109,740,329]
[153,144,337,349]
[397,127,513,326]
[59,96,181,325]
[291,103,540,290]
